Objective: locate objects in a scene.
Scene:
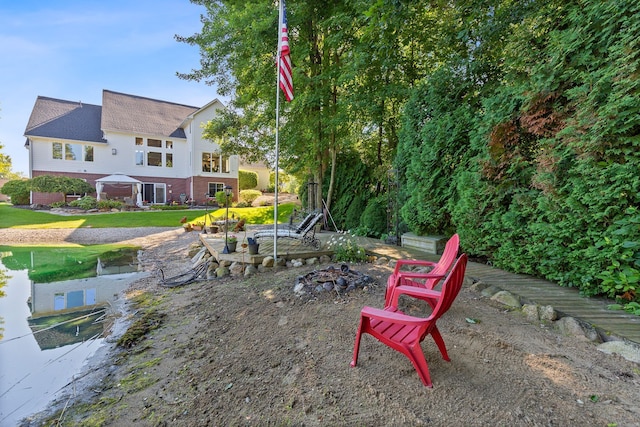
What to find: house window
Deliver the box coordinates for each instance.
[147,152,162,167]
[134,137,172,167]
[52,142,62,159]
[202,152,223,173]
[208,182,225,196]
[221,156,230,173]
[84,146,94,162]
[65,143,83,161]
[52,142,93,162]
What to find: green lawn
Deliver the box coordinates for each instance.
[0,202,297,229]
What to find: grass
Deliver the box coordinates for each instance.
[0,202,297,229]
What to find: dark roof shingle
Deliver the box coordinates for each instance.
[101,90,199,139]
[24,97,104,142]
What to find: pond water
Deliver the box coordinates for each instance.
[0,248,146,426]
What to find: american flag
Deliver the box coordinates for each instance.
[278,0,293,102]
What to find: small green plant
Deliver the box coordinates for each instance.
[326,232,368,263]
[215,190,233,207]
[69,196,98,210]
[97,199,124,209]
[228,234,238,243]
[239,189,262,205]
[608,301,640,316]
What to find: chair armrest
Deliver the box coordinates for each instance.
[361,306,426,325]
[391,271,446,288]
[396,271,446,280]
[393,259,437,275]
[388,285,441,308]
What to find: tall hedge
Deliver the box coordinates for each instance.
[395,0,640,306]
[238,169,258,190]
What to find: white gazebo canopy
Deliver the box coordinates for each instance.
[95,173,143,206]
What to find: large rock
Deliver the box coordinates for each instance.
[215,266,230,278]
[262,256,275,267]
[522,304,540,322]
[490,290,521,308]
[556,317,601,342]
[244,265,258,277]
[597,341,640,364]
[229,262,244,276]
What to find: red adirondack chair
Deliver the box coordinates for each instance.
[351,254,468,387]
[384,234,459,307]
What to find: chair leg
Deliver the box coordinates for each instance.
[407,344,433,388]
[430,326,450,361]
[351,322,364,367]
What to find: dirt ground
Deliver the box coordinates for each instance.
[26,228,640,427]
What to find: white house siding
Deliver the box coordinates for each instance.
[187,100,239,202]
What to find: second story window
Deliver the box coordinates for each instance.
[52,142,93,162]
[134,137,172,167]
[202,152,230,173]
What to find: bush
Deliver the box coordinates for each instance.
[240,189,262,205]
[97,199,124,210]
[356,195,388,238]
[150,205,190,211]
[239,169,258,190]
[326,233,368,263]
[68,196,97,210]
[215,190,233,207]
[0,179,30,205]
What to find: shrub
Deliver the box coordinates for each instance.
[97,199,124,210]
[150,205,189,211]
[326,233,368,263]
[238,169,258,190]
[68,196,97,210]
[356,195,388,238]
[240,189,262,205]
[215,190,233,207]
[0,179,30,205]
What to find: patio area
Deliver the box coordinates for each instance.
[199,226,334,266]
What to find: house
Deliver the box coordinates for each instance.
[24,89,239,206]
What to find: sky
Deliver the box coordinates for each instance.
[0,0,223,176]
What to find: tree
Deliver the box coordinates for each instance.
[30,175,94,203]
[178,0,447,213]
[0,142,18,179]
[0,179,30,205]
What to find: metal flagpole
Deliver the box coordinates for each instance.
[273,0,283,260]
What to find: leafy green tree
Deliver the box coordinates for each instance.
[30,175,94,203]
[0,179,30,205]
[0,142,21,180]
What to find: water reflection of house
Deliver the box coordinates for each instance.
[28,263,147,350]
[29,256,141,317]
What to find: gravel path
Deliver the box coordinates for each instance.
[0,227,179,245]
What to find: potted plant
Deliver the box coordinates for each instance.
[226,235,238,252]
